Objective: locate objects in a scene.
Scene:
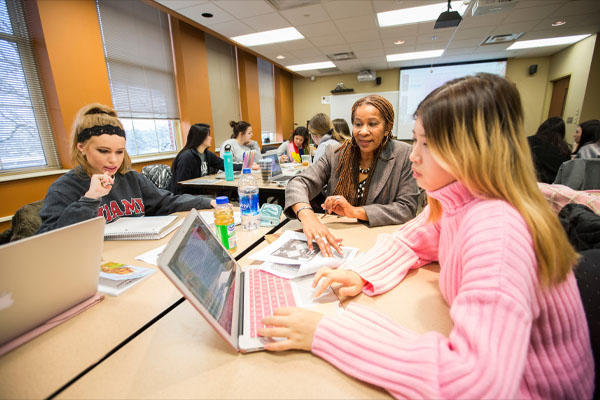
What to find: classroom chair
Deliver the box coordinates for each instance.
[0,200,44,244]
[141,164,172,191]
[553,159,600,190]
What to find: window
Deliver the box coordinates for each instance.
[257,57,276,144]
[96,0,180,157]
[0,0,58,173]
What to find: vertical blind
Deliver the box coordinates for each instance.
[0,0,58,172]
[205,34,241,148]
[257,57,276,142]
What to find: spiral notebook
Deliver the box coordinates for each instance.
[104,215,182,240]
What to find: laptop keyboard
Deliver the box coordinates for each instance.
[248,269,296,338]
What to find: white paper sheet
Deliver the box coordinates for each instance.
[135,244,167,266]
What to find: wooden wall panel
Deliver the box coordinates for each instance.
[236,49,262,147]
[275,67,294,142]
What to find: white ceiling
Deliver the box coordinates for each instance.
[154,0,600,77]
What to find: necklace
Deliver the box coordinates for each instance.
[358,166,370,174]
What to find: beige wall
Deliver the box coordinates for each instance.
[293,70,399,127]
[505,57,551,136]
[547,34,597,143]
[581,34,600,123]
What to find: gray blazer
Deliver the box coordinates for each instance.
[284,140,419,227]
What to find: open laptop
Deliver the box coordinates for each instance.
[158,209,335,353]
[0,217,104,346]
[262,154,299,183]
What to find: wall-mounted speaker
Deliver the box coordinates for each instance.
[529,64,538,75]
[375,77,382,85]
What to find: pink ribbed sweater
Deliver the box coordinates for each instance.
[312,181,594,399]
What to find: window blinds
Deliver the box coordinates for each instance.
[0,0,58,172]
[96,0,178,120]
[257,57,276,141]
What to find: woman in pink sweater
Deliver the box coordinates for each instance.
[258,73,594,398]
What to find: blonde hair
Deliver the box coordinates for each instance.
[416,73,577,286]
[332,118,351,141]
[70,103,132,176]
[308,113,345,143]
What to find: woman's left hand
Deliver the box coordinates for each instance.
[210,199,217,208]
[322,195,355,218]
[258,307,324,351]
[251,162,261,170]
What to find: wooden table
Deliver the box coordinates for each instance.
[0,211,283,400]
[57,217,452,399]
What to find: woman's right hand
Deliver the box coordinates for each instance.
[312,267,366,298]
[280,154,289,163]
[299,210,343,258]
[85,172,114,199]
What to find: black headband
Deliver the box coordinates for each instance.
[77,124,126,143]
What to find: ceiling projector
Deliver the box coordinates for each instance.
[434,0,462,29]
[357,70,375,82]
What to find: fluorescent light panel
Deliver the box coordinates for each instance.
[377,1,468,27]
[387,49,444,62]
[507,34,590,50]
[231,27,303,46]
[287,61,336,71]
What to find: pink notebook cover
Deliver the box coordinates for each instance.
[0,293,104,357]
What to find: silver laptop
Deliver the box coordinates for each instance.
[0,217,104,346]
[158,209,329,353]
[262,154,299,183]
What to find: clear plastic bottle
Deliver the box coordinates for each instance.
[214,196,237,253]
[238,168,259,231]
[223,144,234,181]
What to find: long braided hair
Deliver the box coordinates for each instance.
[332,95,394,206]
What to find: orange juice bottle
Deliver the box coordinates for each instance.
[214,196,236,253]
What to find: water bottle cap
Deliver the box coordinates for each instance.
[224,144,232,152]
[242,168,251,174]
[215,196,229,204]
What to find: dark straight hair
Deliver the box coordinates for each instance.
[171,123,210,176]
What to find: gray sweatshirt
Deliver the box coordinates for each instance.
[37,168,213,234]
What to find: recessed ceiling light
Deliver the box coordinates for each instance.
[387,49,444,62]
[394,40,405,45]
[507,34,590,50]
[231,27,304,47]
[377,1,468,27]
[276,55,285,59]
[287,61,336,72]
[552,20,566,27]
[201,13,213,18]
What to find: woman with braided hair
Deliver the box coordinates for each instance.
[37,103,215,234]
[284,95,419,256]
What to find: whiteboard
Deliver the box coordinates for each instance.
[329,91,399,139]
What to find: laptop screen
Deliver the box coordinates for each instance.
[165,216,236,334]
[262,154,282,175]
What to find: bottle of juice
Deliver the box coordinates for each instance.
[214,196,236,253]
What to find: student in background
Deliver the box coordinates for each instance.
[219,120,261,169]
[332,118,351,141]
[285,95,419,256]
[527,116,571,183]
[170,123,241,194]
[572,119,600,158]
[37,103,215,234]
[277,126,309,163]
[309,113,347,162]
[262,74,593,398]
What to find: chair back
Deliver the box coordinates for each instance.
[141,164,172,191]
[553,159,600,190]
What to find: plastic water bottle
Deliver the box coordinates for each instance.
[214,196,236,253]
[223,144,234,181]
[238,168,259,231]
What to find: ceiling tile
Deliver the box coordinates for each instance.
[279,3,331,25]
[296,21,340,38]
[155,0,208,11]
[453,26,495,41]
[243,12,290,31]
[318,44,354,54]
[206,20,254,37]
[177,2,236,25]
[550,0,600,17]
[210,0,274,18]
[309,33,347,46]
[351,40,385,51]
[460,13,503,29]
[447,37,483,49]
[333,15,379,32]
[417,31,452,44]
[379,24,419,39]
[353,47,385,58]
[341,29,381,43]
[321,0,375,20]
[278,38,320,51]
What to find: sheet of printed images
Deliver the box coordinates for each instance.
[250,230,358,280]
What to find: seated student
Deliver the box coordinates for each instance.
[260,74,593,399]
[332,118,351,141]
[527,116,571,183]
[277,126,309,163]
[285,95,419,256]
[170,123,241,194]
[309,113,347,163]
[219,120,261,169]
[37,103,216,234]
[573,119,600,159]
